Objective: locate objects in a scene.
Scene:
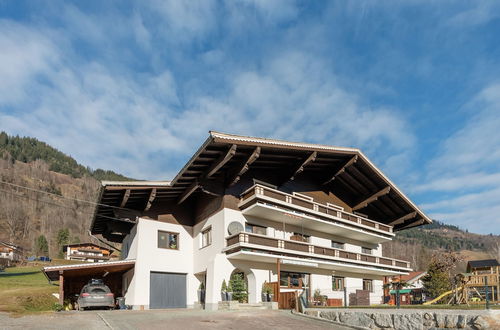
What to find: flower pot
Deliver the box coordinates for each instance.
[221,291,226,301]
[226,292,233,301]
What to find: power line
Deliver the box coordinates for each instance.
[0,179,133,212]
[0,187,134,224]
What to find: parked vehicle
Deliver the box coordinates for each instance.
[77,279,115,310]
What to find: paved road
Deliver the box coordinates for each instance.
[0,309,353,330]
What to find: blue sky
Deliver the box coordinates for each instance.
[1,1,500,234]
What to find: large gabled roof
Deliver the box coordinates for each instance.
[91,131,431,238]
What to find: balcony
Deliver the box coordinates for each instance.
[239,185,394,244]
[224,232,411,276]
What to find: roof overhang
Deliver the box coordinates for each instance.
[42,259,135,281]
[91,131,431,237]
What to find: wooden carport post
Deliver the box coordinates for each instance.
[59,270,64,306]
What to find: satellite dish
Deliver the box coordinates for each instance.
[228,222,244,235]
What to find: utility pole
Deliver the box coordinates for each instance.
[344,286,347,308]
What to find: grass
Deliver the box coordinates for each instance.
[0,264,59,315]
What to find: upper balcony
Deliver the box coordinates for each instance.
[239,185,394,244]
[224,232,411,276]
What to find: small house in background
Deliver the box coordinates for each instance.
[63,243,113,263]
[386,271,427,305]
[0,241,23,266]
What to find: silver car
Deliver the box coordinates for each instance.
[77,279,115,310]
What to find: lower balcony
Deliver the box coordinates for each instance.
[224,232,411,276]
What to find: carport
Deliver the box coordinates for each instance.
[43,260,135,305]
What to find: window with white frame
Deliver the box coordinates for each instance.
[362,247,372,255]
[245,223,267,235]
[201,227,212,248]
[363,279,373,292]
[332,276,344,291]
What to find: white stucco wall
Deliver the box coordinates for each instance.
[124,217,197,309]
[121,208,388,309]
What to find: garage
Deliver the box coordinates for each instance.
[43,260,135,306]
[149,272,186,309]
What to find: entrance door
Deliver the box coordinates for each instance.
[150,272,187,309]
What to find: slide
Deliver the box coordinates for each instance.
[423,286,463,305]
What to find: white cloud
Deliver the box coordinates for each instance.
[0,20,58,105]
[414,83,500,233]
[0,14,415,182]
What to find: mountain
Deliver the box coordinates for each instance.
[0,132,130,181]
[0,132,133,256]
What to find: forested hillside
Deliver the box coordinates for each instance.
[383,220,500,272]
[0,132,132,256]
[0,132,130,181]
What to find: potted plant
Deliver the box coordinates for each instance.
[221,279,227,301]
[198,282,205,303]
[262,281,274,302]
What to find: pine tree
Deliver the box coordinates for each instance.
[56,228,70,258]
[35,235,49,256]
[229,273,248,303]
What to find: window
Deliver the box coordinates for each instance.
[245,223,267,235]
[362,247,372,255]
[363,279,373,292]
[332,276,344,291]
[280,271,309,288]
[158,231,179,250]
[331,241,344,249]
[201,227,212,248]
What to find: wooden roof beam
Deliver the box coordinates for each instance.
[323,154,358,185]
[352,186,391,211]
[229,147,261,186]
[177,181,200,204]
[396,218,425,230]
[388,211,417,226]
[206,144,237,177]
[144,188,157,211]
[290,151,317,181]
[119,189,130,208]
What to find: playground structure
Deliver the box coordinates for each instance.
[425,259,500,305]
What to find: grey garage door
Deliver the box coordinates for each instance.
[150,272,187,309]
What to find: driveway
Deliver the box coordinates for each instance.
[0,309,353,330]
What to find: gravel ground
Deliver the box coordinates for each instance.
[0,309,353,330]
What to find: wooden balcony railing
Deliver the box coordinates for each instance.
[466,274,499,286]
[225,232,411,271]
[239,185,393,235]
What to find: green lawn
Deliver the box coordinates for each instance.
[0,265,59,315]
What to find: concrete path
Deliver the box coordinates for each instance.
[0,309,354,330]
